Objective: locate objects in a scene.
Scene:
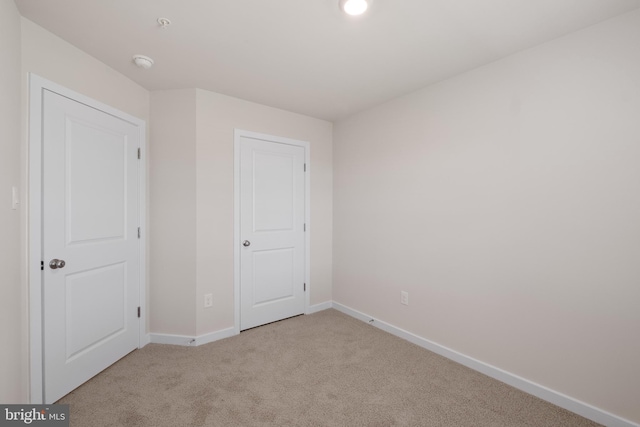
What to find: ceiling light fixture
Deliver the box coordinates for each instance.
[340,0,369,16]
[132,54,154,69]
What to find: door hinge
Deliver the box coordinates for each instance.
[137,307,141,318]
[137,148,141,159]
[304,163,306,172]
[304,223,306,232]
[304,283,306,292]
[41,261,44,271]
[138,227,141,239]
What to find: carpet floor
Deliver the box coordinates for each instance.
[59,309,601,426]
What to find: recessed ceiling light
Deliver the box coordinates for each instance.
[132,55,154,69]
[340,0,369,16]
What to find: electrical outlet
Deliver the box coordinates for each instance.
[204,293,213,308]
[401,291,409,306]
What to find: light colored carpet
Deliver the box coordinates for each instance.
[59,309,601,426]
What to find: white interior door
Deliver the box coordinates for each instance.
[239,133,306,330]
[42,89,141,402]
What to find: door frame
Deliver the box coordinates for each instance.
[28,74,147,403]
[233,129,310,334]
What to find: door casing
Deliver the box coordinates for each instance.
[28,74,147,403]
[233,129,310,334]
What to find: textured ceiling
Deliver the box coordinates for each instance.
[15,0,640,121]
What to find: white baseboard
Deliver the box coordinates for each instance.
[307,301,333,314]
[150,327,237,347]
[149,333,197,346]
[332,302,638,427]
[194,327,236,346]
[149,302,333,347]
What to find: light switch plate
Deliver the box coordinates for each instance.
[12,186,19,210]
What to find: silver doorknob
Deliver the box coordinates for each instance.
[49,259,66,269]
[242,240,251,247]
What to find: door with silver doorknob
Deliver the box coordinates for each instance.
[238,131,306,331]
[40,87,142,403]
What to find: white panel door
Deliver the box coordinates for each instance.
[42,89,140,402]
[239,135,306,330]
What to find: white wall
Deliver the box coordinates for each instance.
[0,0,25,403]
[333,9,640,424]
[149,90,198,335]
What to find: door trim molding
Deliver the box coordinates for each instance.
[28,74,147,403]
[233,129,311,334]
